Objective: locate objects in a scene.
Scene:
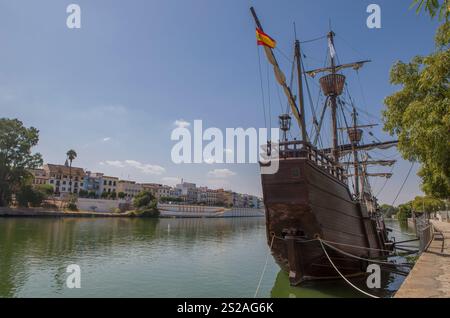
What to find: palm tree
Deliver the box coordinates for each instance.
[66,149,77,193]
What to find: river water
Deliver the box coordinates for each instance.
[0,217,417,298]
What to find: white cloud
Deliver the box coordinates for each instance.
[102,137,111,142]
[174,119,191,128]
[101,160,166,175]
[207,169,236,178]
[103,160,126,168]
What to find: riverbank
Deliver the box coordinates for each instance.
[0,207,129,218]
[395,220,450,298]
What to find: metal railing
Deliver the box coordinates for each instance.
[415,212,434,252]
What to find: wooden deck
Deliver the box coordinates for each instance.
[395,220,450,298]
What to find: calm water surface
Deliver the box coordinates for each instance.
[0,217,417,298]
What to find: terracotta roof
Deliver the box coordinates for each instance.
[44,164,85,176]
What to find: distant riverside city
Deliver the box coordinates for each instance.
[29,163,263,209]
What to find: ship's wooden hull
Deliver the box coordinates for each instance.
[261,157,387,285]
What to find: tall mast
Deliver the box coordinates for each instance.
[295,40,308,143]
[351,108,360,198]
[250,7,305,140]
[328,31,339,163]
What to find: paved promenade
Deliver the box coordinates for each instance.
[395,220,450,298]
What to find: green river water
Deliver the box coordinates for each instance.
[0,217,417,298]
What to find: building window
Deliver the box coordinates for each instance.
[104,180,107,185]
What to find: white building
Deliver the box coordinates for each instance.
[44,164,85,196]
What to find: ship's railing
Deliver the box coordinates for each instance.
[278,141,347,183]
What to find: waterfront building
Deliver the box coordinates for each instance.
[100,176,118,195]
[176,181,197,203]
[141,183,162,198]
[29,168,49,186]
[117,180,143,199]
[83,171,103,196]
[44,164,85,195]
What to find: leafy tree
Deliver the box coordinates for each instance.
[109,191,117,200]
[133,191,155,208]
[36,184,54,196]
[0,118,43,206]
[66,149,77,193]
[383,22,450,199]
[101,192,109,199]
[397,204,413,221]
[88,191,97,198]
[410,195,446,213]
[118,192,126,199]
[411,0,449,20]
[16,185,46,207]
[132,191,159,217]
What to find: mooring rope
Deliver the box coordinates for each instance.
[319,239,380,299]
[321,240,413,268]
[254,235,275,298]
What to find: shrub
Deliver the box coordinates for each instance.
[133,191,155,208]
[16,185,46,207]
[131,191,159,217]
[78,189,89,198]
[67,203,78,211]
[36,184,54,196]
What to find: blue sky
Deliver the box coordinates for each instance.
[0,0,441,204]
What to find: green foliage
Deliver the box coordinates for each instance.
[383,21,450,199]
[78,189,89,198]
[66,194,78,211]
[133,191,155,208]
[101,192,109,199]
[118,192,126,199]
[410,195,446,212]
[411,0,449,20]
[67,202,78,211]
[131,191,159,217]
[159,196,183,203]
[36,184,54,196]
[16,185,46,207]
[88,191,97,198]
[109,191,117,200]
[397,204,412,221]
[0,118,43,206]
[66,149,77,163]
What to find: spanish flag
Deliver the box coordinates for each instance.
[256,28,276,49]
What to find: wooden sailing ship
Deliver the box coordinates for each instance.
[250,7,398,285]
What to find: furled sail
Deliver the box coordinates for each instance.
[262,46,302,125]
[322,140,398,157]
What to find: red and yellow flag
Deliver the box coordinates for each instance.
[256,28,276,49]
